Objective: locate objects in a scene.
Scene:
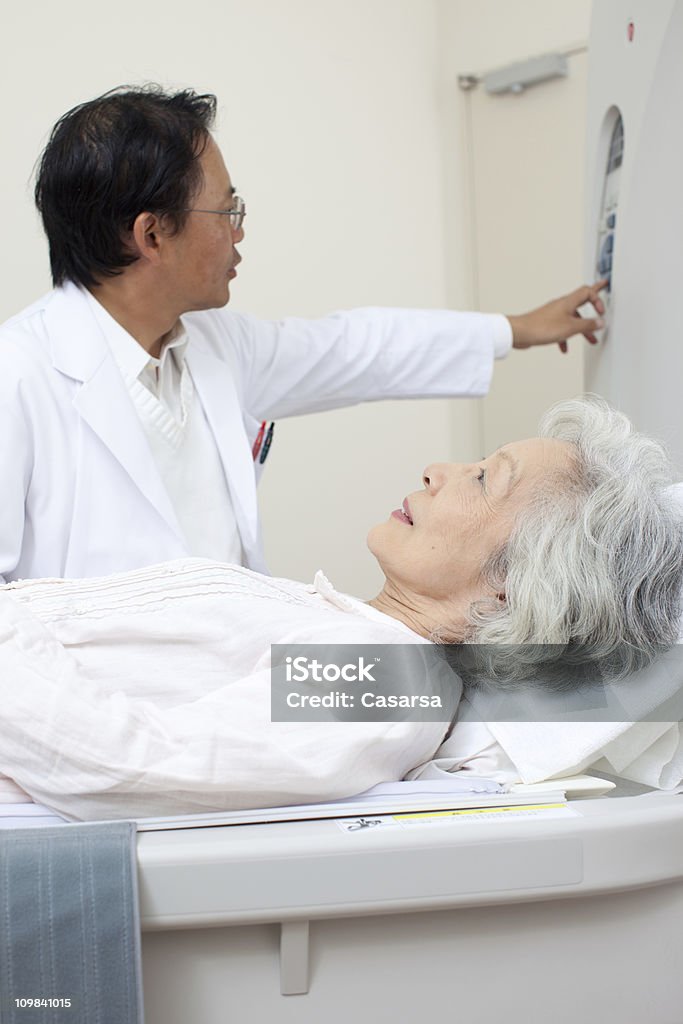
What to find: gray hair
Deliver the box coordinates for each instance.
[457,396,683,686]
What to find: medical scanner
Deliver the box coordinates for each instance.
[137,783,683,1023]
[585,0,683,472]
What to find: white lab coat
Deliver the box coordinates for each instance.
[0,282,509,581]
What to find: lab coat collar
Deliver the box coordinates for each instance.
[84,288,190,381]
[48,283,189,382]
[81,287,152,381]
[47,282,111,383]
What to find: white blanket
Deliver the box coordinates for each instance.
[0,561,449,821]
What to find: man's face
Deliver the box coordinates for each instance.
[162,136,243,313]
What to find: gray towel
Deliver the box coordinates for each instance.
[0,821,143,1024]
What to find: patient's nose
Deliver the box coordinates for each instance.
[424,462,474,492]
[422,464,450,492]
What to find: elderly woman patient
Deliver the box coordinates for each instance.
[0,397,681,821]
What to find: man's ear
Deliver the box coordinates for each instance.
[131,211,164,264]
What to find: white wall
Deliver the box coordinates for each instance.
[437,0,593,456]
[438,0,592,71]
[435,0,592,295]
[1,1,592,595]
[3,1,452,318]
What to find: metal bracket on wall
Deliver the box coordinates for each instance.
[458,45,587,95]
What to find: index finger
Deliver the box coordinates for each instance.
[588,278,609,315]
[569,279,608,316]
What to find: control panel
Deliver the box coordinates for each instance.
[595,112,623,303]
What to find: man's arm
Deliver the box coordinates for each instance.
[208,280,608,421]
[203,305,507,419]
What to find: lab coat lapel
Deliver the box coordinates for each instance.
[185,344,260,557]
[46,284,187,543]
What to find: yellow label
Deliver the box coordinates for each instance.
[393,802,567,821]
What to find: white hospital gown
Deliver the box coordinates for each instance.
[0,559,448,821]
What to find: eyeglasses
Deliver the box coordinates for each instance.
[181,195,246,232]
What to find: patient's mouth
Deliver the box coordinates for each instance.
[391,500,413,525]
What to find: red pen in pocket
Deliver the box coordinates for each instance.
[252,420,267,461]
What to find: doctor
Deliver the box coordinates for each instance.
[0,86,606,582]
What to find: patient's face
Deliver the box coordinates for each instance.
[367,436,573,614]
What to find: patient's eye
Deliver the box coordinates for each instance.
[476,468,485,486]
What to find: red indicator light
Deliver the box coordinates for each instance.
[627,21,635,42]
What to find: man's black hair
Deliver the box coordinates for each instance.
[34,85,218,288]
